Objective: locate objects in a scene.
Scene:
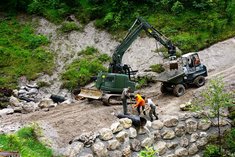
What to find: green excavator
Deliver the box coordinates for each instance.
[78,17,207,104]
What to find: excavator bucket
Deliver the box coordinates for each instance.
[77,88,103,100]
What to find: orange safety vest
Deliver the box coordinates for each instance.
[134,94,145,107]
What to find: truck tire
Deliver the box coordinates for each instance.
[160,85,167,93]
[173,84,185,97]
[194,76,205,87]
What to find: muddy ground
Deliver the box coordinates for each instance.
[0,17,235,149]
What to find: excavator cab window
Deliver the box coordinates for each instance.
[105,76,115,82]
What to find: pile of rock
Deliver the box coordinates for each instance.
[64,114,231,157]
[0,83,73,116]
[17,84,40,102]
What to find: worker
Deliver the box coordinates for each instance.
[121,87,131,115]
[133,93,146,115]
[145,98,158,122]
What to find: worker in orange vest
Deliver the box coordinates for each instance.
[132,93,146,115]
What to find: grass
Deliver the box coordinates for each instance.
[0,17,54,89]
[59,21,81,33]
[61,46,110,90]
[0,126,53,157]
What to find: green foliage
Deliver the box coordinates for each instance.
[150,64,165,73]
[203,144,221,157]
[139,146,158,157]
[0,126,53,157]
[61,47,110,90]
[171,1,184,15]
[224,128,235,153]
[0,18,54,88]
[59,21,80,33]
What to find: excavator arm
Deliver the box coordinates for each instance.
[109,17,176,74]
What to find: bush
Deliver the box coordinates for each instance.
[59,21,80,33]
[150,64,165,73]
[171,1,184,15]
[139,146,158,157]
[203,144,221,157]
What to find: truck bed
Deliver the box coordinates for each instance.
[155,69,184,83]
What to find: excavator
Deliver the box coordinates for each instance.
[78,17,207,104]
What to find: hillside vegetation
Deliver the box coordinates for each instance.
[0,0,235,88]
[1,0,235,53]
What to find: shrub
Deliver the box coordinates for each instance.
[150,64,165,73]
[59,21,80,33]
[139,146,158,157]
[203,144,221,157]
[171,1,184,15]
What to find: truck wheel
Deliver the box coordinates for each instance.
[173,84,185,97]
[194,76,205,87]
[160,85,167,93]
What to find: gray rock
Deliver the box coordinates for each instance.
[190,133,199,143]
[153,141,167,155]
[116,131,128,142]
[175,124,186,137]
[164,116,179,127]
[188,143,199,155]
[9,96,20,107]
[122,145,131,157]
[129,127,137,138]
[38,99,56,108]
[0,108,14,116]
[199,132,207,138]
[107,139,120,150]
[166,142,178,149]
[196,137,208,148]
[22,101,39,113]
[192,154,201,157]
[110,122,123,134]
[99,128,113,141]
[198,119,211,130]
[185,119,198,134]
[65,142,84,157]
[18,89,27,95]
[109,150,122,157]
[180,136,189,147]
[13,106,23,113]
[92,142,108,157]
[26,83,38,88]
[28,88,38,95]
[73,131,97,147]
[151,130,161,141]
[119,118,132,129]
[175,147,188,156]
[152,120,164,130]
[130,139,141,152]
[80,154,93,157]
[165,154,177,157]
[141,137,154,148]
[161,129,175,140]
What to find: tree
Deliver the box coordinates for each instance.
[191,77,234,154]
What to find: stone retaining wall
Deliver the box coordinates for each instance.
[64,113,231,157]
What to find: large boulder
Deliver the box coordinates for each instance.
[119,118,132,129]
[116,131,128,142]
[198,119,211,130]
[180,136,189,147]
[128,127,137,138]
[130,139,141,152]
[175,147,188,157]
[175,124,186,137]
[152,120,164,130]
[92,142,108,157]
[22,101,39,113]
[164,116,179,127]
[161,129,175,140]
[122,145,131,157]
[188,143,199,155]
[65,142,84,157]
[107,139,120,150]
[190,133,199,143]
[185,119,198,134]
[38,99,57,109]
[9,96,21,107]
[153,141,167,155]
[99,128,113,141]
[110,122,123,134]
[141,137,154,148]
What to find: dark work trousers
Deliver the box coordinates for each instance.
[137,106,146,115]
[122,98,128,115]
[149,106,158,121]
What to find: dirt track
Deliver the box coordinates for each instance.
[1,37,235,148]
